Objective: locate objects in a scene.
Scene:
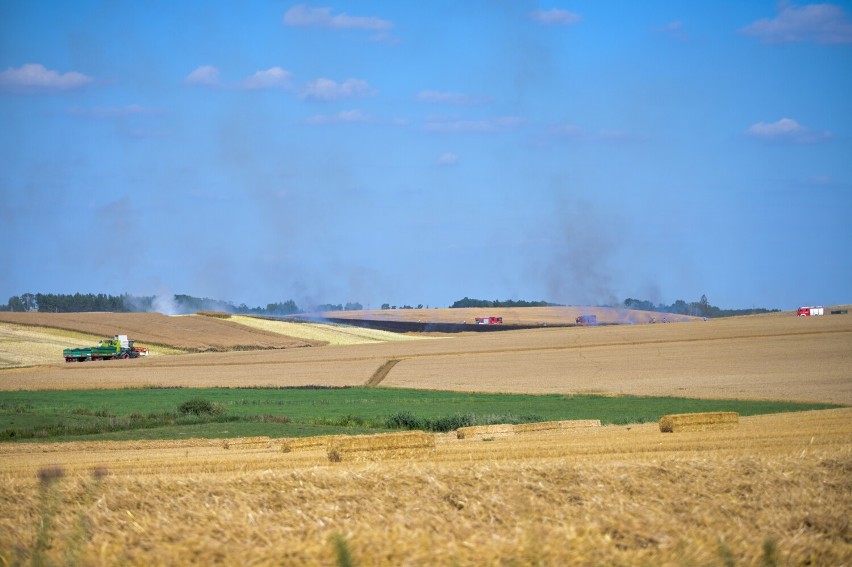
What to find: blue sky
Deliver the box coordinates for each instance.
[1,1,851,311]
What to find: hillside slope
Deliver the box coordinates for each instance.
[0,312,321,352]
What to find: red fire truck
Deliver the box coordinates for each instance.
[797,306,824,316]
[474,316,503,325]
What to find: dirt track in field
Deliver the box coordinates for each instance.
[2,312,850,404]
[0,312,322,351]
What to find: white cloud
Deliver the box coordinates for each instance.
[240,67,293,90]
[741,3,852,44]
[530,8,581,26]
[284,4,392,30]
[425,116,522,133]
[0,63,92,91]
[415,90,492,105]
[305,109,370,124]
[437,152,459,166]
[300,78,374,101]
[746,117,831,142]
[184,65,220,86]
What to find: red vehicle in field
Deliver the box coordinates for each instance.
[474,316,503,325]
[797,306,824,316]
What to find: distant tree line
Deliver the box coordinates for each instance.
[0,292,780,318]
[450,297,560,309]
[0,293,331,316]
[623,295,779,318]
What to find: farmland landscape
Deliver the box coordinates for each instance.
[0,308,850,565]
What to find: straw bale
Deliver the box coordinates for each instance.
[513,419,602,434]
[327,431,435,462]
[659,412,739,433]
[456,424,515,440]
[222,436,271,449]
[280,435,345,453]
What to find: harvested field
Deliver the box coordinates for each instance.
[0,322,184,369]
[280,435,346,453]
[317,305,697,325]
[221,436,271,450]
[659,411,739,432]
[513,419,602,434]
[230,315,425,345]
[456,423,515,439]
[0,312,322,352]
[0,408,849,565]
[327,430,436,461]
[3,312,848,404]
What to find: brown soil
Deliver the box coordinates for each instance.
[0,312,322,352]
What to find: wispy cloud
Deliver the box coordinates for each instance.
[530,8,581,26]
[540,123,631,144]
[300,78,374,101]
[415,90,493,105]
[184,65,220,86]
[304,109,370,124]
[68,104,160,119]
[0,63,92,91]
[240,67,293,90]
[746,117,832,143]
[436,152,459,166]
[741,2,852,44]
[185,66,293,90]
[425,115,523,133]
[283,4,392,30]
[654,20,687,40]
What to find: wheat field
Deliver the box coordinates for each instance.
[0,310,850,564]
[0,408,849,565]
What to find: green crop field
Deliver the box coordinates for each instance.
[0,387,839,442]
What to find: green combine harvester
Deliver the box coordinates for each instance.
[63,334,149,363]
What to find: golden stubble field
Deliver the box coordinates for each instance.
[0,409,850,565]
[2,311,850,404]
[0,310,850,565]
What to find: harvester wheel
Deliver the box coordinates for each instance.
[120,352,130,360]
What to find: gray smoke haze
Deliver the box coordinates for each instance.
[535,197,623,307]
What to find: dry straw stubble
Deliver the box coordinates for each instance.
[513,419,602,434]
[327,430,435,462]
[659,412,739,433]
[456,424,515,439]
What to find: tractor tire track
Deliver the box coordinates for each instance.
[366,359,401,387]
